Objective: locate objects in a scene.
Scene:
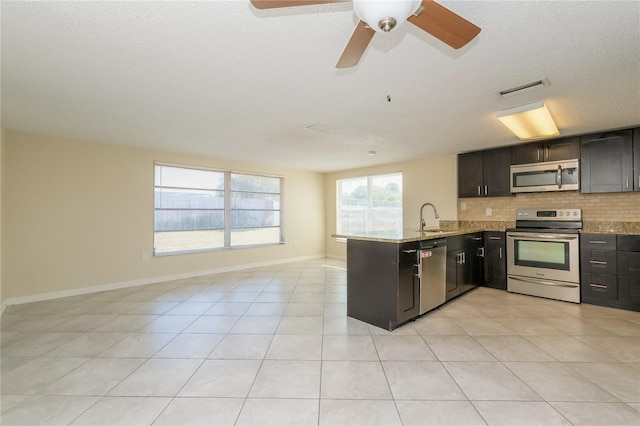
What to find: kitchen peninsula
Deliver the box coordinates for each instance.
[335,228,485,331]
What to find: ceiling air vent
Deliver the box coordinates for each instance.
[305,123,336,133]
[499,79,550,97]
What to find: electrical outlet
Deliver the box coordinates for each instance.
[460,202,467,210]
[486,207,492,216]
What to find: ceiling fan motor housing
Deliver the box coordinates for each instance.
[353,0,422,32]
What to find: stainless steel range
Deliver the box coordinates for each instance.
[506,209,582,303]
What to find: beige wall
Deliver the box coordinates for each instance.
[0,128,4,307]
[324,155,458,257]
[3,129,325,301]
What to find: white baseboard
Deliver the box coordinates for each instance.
[2,254,324,308]
[325,253,346,260]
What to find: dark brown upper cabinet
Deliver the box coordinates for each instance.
[458,147,511,198]
[581,129,634,193]
[511,137,580,165]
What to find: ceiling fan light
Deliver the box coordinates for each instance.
[497,101,559,140]
[353,0,422,33]
[378,17,397,32]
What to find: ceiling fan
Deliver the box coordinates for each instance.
[250,0,481,68]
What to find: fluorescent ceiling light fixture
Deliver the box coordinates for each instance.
[353,0,421,32]
[496,101,559,140]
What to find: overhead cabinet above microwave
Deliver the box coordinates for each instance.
[511,137,580,165]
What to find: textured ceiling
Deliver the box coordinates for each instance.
[2,1,639,172]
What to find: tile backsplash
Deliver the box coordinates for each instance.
[458,191,640,223]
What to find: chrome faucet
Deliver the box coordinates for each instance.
[419,202,440,232]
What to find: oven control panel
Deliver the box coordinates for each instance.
[516,209,582,221]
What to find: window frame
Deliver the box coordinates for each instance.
[153,162,284,256]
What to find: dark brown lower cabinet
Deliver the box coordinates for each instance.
[581,233,640,312]
[483,231,507,290]
[446,233,482,300]
[581,234,617,306]
[617,235,640,311]
[346,239,419,330]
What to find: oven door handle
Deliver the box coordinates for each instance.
[507,232,578,240]
[509,276,579,288]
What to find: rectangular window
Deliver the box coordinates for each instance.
[230,173,282,247]
[337,173,402,235]
[154,164,282,255]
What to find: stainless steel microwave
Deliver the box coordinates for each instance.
[510,159,580,193]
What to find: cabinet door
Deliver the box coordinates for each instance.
[483,147,511,197]
[398,259,418,321]
[580,249,617,275]
[582,273,619,302]
[446,249,463,300]
[458,152,483,198]
[581,130,634,193]
[483,232,506,290]
[463,233,483,292]
[618,251,640,311]
[634,128,640,191]
[511,142,543,165]
[545,137,580,162]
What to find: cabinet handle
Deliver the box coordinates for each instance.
[472,237,482,241]
[477,186,481,196]
[484,185,488,196]
[589,260,607,265]
[537,149,540,161]
[403,249,417,253]
[489,236,501,240]
[544,146,549,160]
[589,240,608,244]
[590,284,608,289]
[462,252,466,264]
[499,247,503,258]
[626,176,630,189]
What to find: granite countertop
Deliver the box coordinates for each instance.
[580,222,640,235]
[331,228,484,243]
[332,220,639,242]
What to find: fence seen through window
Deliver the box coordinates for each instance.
[154,164,282,255]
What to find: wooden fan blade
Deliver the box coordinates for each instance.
[250,0,349,9]
[336,21,375,68]
[407,0,480,49]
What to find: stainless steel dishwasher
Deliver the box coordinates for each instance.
[418,238,447,314]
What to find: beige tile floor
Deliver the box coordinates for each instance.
[1,258,639,425]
